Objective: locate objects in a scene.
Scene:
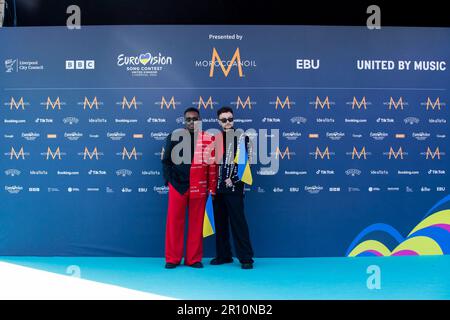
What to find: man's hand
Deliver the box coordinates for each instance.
[225,178,233,188]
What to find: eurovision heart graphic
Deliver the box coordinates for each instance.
[139,53,151,65]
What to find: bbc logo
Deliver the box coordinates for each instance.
[65,60,95,70]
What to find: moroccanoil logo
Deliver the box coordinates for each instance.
[83,147,100,160]
[158,96,179,109]
[122,147,138,160]
[233,96,253,109]
[310,96,333,110]
[44,97,62,110]
[351,96,367,110]
[386,97,406,110]
[351,146,367,159]
[195,48,256,78]
[121,96,138,109]
[388,147,404,159]
[8,97,27,110]
[195,96,216,109]
[80,96,101,110]
[275,147,291,160]
[422,97,445,111]
[46,147,62,160]
[315,146,331,160]
[210,48,242,77]
[9,147,25,160]
[425,147,442,160]
[275,96,291,110]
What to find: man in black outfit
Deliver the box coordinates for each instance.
[211,106,254,269]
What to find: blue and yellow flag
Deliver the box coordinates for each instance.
[234,137,253,185]
[203,193,215,238]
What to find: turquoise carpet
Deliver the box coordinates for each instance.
[1,256,449,299]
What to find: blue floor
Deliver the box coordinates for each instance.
[1,256,449,299]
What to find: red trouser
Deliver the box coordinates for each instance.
[165,183,207,265]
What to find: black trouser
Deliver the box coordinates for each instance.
[213,193,254,263]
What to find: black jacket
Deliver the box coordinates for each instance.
[162,129,195,195]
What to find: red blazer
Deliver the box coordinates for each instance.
[189,131,217,198]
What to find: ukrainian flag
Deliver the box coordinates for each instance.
[234,137,253,185]
[203,193,215,238]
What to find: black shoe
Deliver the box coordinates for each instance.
[241,263,253,269]
[189,262,204,268]
[165,262,178,269]
[210,257,234,265]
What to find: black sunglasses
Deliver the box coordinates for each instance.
[219,117,234,123]
[185,117,199,122]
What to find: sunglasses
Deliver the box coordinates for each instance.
[185,117,199,123]
[219,117,234,123]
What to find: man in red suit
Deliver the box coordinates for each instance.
[162,107,217,269]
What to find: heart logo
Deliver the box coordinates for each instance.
[139,53,151,65]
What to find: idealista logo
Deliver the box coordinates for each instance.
[421,97,445,111]
[195,47,256,78]
[269,96,295,110]
[117,51,172,77]
[5,97,29,110]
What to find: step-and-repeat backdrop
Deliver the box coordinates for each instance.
[1,26,449,257]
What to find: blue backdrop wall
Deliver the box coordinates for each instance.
[0,26,449,257]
